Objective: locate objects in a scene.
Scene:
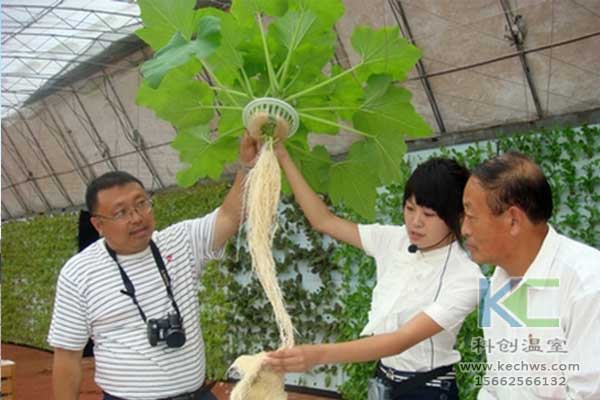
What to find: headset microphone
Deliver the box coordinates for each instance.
[407,232,452,254]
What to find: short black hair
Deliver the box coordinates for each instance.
[403,158,470,241]
[78,210,100,251]
[471,151,552,223]
[85,171,144,213]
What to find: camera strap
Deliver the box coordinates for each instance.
[105,240,182,324]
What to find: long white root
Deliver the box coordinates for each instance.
[243,139,295,349]
[229,352,286,400]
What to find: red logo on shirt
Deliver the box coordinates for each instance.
[166,254,173,263]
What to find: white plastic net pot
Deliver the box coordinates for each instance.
[242,97,300,137]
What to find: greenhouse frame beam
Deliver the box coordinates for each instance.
[100,72,166,189]
[4,31,140,45]
[43,100,97,182]
[2,4,140,19]
[409,30,600,81]
[70,90,119,172]
[333,27,351,69]
[389,0,447,133]
[407,107,600,152]
[2,202,14,220]
[1,139,174,193]
[4,54,133,72]
[23,36,146,108]
[15,109,75,208]
[2,25,139,37]
[40,101,95,185]
[2,125,52,210]
[1,170,31,215]
[1,1,63,44]
[498,0,543,118]
[36,106,88,185]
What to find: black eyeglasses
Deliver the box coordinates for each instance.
[93,198,153,222]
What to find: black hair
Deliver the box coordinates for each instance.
[78,210,100,251]
[403,158,470,241]
[471,151,552,223]
[85,171,145,213]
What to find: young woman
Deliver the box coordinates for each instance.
[265,143,483,400]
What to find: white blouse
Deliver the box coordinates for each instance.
[358,223,483,372]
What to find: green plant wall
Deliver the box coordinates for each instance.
[1,126,598,400]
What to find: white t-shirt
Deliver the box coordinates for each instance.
[478,226,600,400]
[358,223,483,372]
[48,209,223,399]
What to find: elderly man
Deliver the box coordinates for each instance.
[462,151,600,399]
[48,136,258,400]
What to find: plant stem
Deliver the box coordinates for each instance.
[276,13,307,92]
[281,68,302,93]
[298,106,359,112]
[219,124,246,137]
[298,112,374,138]
[202,61,242,106]
[256,12,279,96]
[239,67,255,99]
[194,105,244,111]
[209,86,250,99]
[285,63,361,102]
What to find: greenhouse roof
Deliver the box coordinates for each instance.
[1,0,600,219]
[1,0,142,116]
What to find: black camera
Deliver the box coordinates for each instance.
[147,312,186,348]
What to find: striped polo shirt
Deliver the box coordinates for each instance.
[48,209,223,399]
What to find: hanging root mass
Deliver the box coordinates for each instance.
[231,139,291,400]
[243,138,295,349]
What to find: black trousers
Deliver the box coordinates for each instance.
[374,363,459,400]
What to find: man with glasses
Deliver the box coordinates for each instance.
[48,136,259,400]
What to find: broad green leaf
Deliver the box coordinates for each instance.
[271,11,318,51]
[362,74,392,105]
[301,145,332,192]
[329,144,378,220]
[354,77,432,138]
[136,70,214,129]
[351,26,421,82]
[141,16,221,88]
[173,125,239,185]
[329,65,363,120]
[296,95,339,134]
[356,131,408,185]
[286,131,332,193]
[272,17,336,92]
[217,109,246,137]
[135,0,196,50]
[195,9,245,87]
[288,0,344,29]
[231,0,287,89]
[277,41,334,95]
[231,0,288,25]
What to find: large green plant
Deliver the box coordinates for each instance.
[135,0,431,219]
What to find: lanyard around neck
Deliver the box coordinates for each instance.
[105,240,181,323]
